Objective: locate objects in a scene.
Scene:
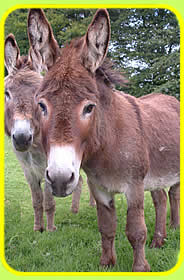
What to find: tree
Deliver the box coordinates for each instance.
[4,8,180,99]
[5,9,28,55]
[109,9,180,99]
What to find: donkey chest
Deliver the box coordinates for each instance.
[15,147,46,179]
[84,165,132,194]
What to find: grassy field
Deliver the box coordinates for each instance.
[4,135,180,273]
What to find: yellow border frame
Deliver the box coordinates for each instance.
[0,3,183,277]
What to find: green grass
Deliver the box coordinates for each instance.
[4,135,180,273]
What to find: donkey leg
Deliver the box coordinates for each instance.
[88,181,116,266]
[44,183,56,231]
[150,190,167,248]
[125,184,150,272]
[30,184,44,232]
[87,178,96,207]
[24,169,44,232]
[97,199,117,266]
[89,188,96,207]
[169,183,180,228]
[71,175,82,213]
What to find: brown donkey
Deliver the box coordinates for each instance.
[30,9,180,271]
[4,34,94,231]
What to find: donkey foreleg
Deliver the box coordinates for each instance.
[26,181,44,232]
[71,175,82,213]
[24,170,44,232]
[30,186,44,232]
[44,183,56,231]
[150,189,167,248]
[97,199,117,267]
[169,183,180,228]
[88,181,117,266]
[89,188,96,208]
[125,183,150,272]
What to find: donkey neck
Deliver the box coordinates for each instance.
[82,90,148,180]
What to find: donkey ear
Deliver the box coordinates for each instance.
[28,47,44,74]
[83,9,110,73]
[28,9,59,70]
[5,34,20,74]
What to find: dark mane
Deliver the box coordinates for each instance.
[63,38,128,89]
[97,59,128,88]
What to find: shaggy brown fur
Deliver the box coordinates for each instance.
[31,9,180,272]
[5,33,95,232]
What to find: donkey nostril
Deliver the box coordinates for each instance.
[69,172,75,184]
[28,134,32,143]
[12,133,16,142]
[46,169,53,184]
[12,132,32,146]
[12,133,20,145]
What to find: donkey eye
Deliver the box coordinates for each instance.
[38,102,47,116]
[5,90,11,102]
[83,104,96,115]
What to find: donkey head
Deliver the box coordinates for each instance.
[5,9,60,153]
[4,34,43,151]
[33,9,111,196]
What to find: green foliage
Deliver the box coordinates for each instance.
[5,8,180,99]
[5,10,28,55]
[109,9,180,98]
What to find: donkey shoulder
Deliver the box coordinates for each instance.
[139,93,179,114]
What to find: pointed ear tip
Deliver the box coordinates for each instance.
[96,8,109,18]
[28,8,44,17]
[5,33,16,46]
[92,9,110,27]
[6,33,15,40]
